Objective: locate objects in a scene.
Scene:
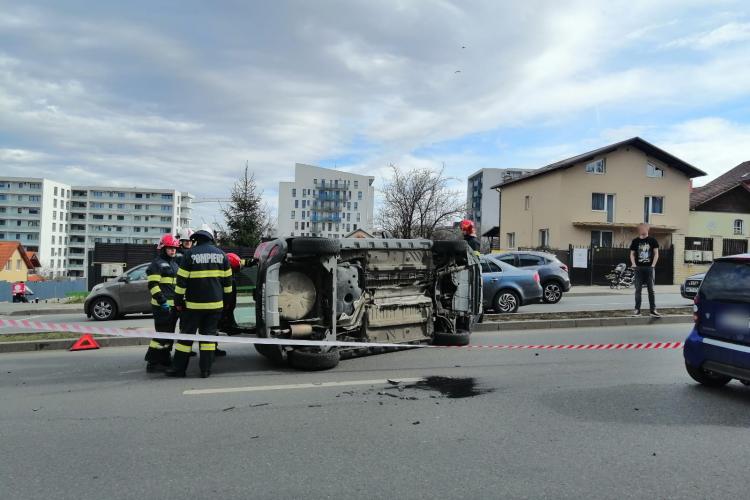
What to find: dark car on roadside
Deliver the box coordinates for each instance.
[680,272,705,300]
[683,254,750,387]
[490,251,571,303]
[480,256,543,313]
[84,263,151,321]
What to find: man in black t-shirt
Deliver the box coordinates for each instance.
[629,223,660,317]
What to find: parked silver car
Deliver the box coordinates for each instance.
[490,251,571,304]
[480,256,543,313]
[84,263,151,321]
[680,272,705,300]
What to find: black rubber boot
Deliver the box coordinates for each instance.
[200,370,211,378]
[199,347,215,375]
[166,350,190,377]
[215,347,227,357]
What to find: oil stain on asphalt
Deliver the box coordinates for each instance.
[404,376,493,399]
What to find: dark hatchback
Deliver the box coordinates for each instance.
[683,254,750,386]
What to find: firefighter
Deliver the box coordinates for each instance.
[144,234,181,372]
[218,252,242,335]
[460,219,481,256]
[175,227,194,265]
[166,226,232,378]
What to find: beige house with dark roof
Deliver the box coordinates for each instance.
[492,138,706,249]
[689,160,750,242]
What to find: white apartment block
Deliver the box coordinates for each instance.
[0,176,193,278]
[278,163,375,238]
[0,177,72,278]
[466,168,531,236]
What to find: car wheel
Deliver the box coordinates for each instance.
[91,297,117,321]
[432,330,471,346]
[685,362,731,387]
[493,290,519,313]
[288,348,340,370]
[542,281,563,304]
[289,237,340,255]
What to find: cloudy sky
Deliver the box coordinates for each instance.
[1,0,750,226]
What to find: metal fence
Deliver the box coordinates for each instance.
[1,279,88,302]
[559,245,673,286]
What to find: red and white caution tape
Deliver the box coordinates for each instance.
[0,319,683,351]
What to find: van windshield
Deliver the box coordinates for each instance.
[700,261,750,303]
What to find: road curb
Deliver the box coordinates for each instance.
[0,336,148,353]
[5,308,81,317]
[475,315,692,332]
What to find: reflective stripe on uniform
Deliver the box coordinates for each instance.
[223,269,233,277]
[223,286,233,294]
[186,270,226,279]
[147,274,162,281]
[160,276,176,285]
[174,343,193,353]
[150,286,161,295]
[174,286,186,295]
[199,343,216,351]
[149,340,167,349]
[177,268,190,278]
[151,299,174,306]
[186,300,223,310]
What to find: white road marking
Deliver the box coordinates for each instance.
[119,369,143,374]
[183,378,423,396]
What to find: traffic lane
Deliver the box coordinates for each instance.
[0,312,153,334]
[3,325,749,500]
[521,292,691,313]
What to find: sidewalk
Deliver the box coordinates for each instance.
[567,284,681,296]
[0,302,82,316]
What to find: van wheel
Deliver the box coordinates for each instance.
[542,281,563,304]
[494,290,519,313]
[432,240,468,256]
[288,348,340,370]
[91,297,117,321]
[685,362,731,387]
[432,330,471,346]
[290,237,340,256]
[254,344,285,364]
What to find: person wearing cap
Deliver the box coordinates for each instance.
[218,252,243,335]
[460,219,481,256]
[144,234,181,372]
[167,225,232,378]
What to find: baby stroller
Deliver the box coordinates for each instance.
[606,263,634,289]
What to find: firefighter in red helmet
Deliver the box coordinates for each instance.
[144,234,181,372]
[460,219,481,256]
[218,252,242,335]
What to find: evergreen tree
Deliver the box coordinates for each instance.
[221,163,270,246]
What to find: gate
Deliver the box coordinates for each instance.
[723,238,748,256]
[567,245,673,286]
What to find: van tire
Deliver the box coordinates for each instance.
[432,240,468,256]
[290,237,340,256]
[685,362,731,387]
[289,348,340,370]
[432,330,471,346]
[254,344,285,364]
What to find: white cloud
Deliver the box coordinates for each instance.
[665,21,750,50]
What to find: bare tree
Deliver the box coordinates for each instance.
[376,164,465,239]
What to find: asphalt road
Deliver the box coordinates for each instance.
[2,323,749,500]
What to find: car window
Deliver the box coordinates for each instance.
[480,261,492,273]
[519,255,544,266]
[496,255,516,265]
[128,266,148,281]
[487,260,502,273]
[700,261,750,303]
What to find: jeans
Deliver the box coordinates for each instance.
[634,266,655,312]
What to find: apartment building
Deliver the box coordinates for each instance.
[0,177,72,278]
[467,168,531,237]
[67,187,193,277]
[0,177,193,278]
[278,163,375,238]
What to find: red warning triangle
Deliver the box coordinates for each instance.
[70,334,100,351]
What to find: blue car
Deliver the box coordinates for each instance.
[683,254,750,387]
[480,256,543,313]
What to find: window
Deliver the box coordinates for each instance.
[313,179,318,185]
[134,204,142,210]
[292,188,297,197]
[643,196,664,222]
[295,222,299,230]
[519,254,545,267]
[524,196,530,210]
[591,230,613,247]
[539,229,549,247]
[52,223,56,231]
[591,193,605,211]
[54,187,58,196]
[734,219,744,236]
[52,211,57,220]
[93,191,103,197]
[354,180,359,188]
[93,214,103,220]
[295,200,299,208]
[358,191,363,200]
[161,194,173,200]
[585,158,606,174]
[354,202,358,210]
[118,215,125,221]
[646,162,664,178]
[291,210,296,219]
[356,213,361,222]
